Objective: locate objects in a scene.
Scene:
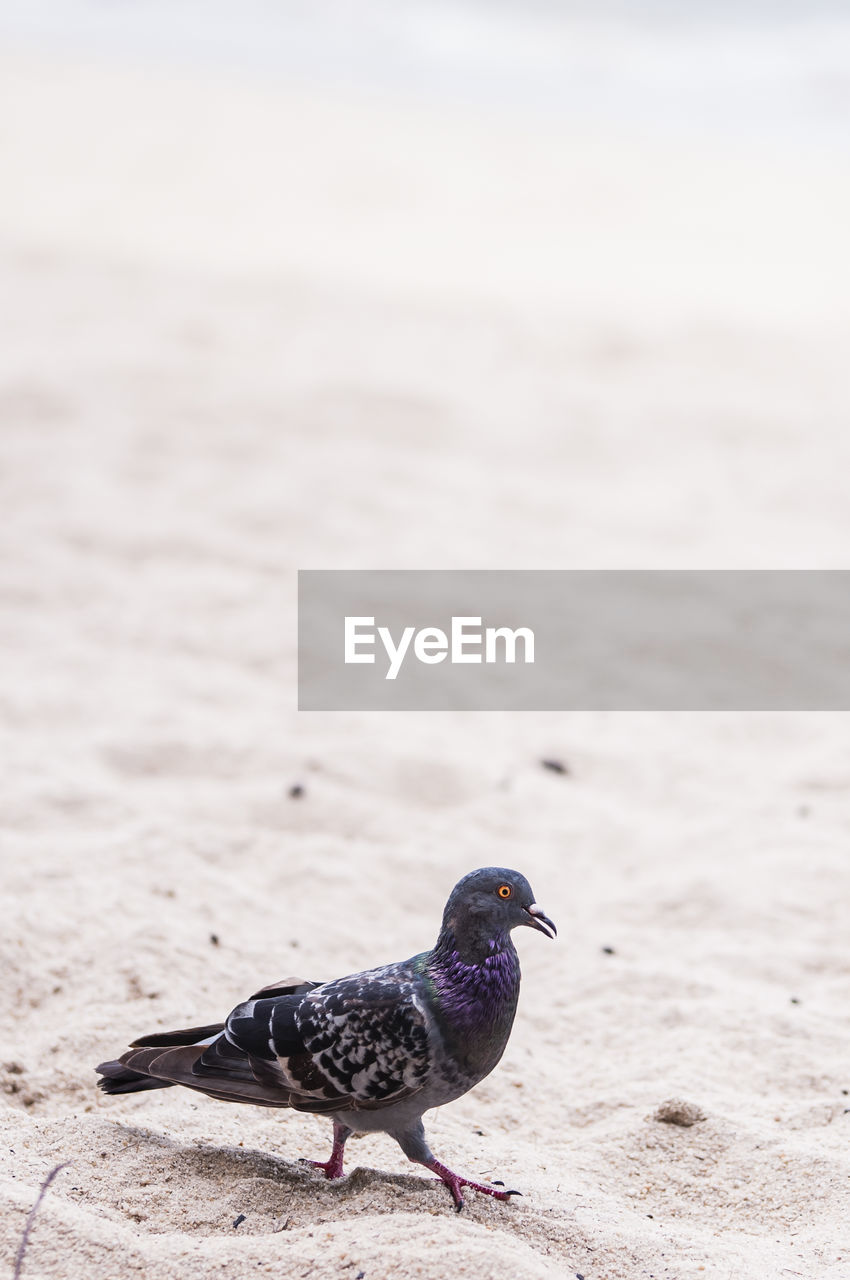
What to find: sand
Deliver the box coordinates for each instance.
[2,36,850,1280]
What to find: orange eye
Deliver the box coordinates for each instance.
[497,884,512,899]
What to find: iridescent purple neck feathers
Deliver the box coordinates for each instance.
[426,930,521,1058]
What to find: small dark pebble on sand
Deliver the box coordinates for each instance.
[653,1098,705,1126]
[233,1213,246,1229]
[289,784,305,799]
[541,759,569,775]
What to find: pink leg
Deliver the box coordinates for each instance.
[422,1157,522,1212]
[303,1120,351,1180]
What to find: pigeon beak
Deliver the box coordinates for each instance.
[525,903,557,939]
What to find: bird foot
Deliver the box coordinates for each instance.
[301,1154,346,1181]
[300,1122,351,1181]
[424,1159,522,1212]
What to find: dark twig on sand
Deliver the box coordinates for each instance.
[13,1162,70,1280]
[540,758,570,775]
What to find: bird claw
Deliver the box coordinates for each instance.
[424,1160,522,1211]
[487,1180,523,1198]
[449,1180,522,1211]
[300,1156,346,1181]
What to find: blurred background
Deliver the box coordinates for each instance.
[3,0,850,329]
[2,0,850,580]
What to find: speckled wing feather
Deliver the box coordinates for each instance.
[99,977,321,1104]
[225,959,432,1113]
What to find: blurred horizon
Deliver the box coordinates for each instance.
[2,0,850,148]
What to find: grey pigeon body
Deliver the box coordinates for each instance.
[96,867,556,1209]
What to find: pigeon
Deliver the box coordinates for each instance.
[96,866,556,1210]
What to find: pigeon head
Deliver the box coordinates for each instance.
[440,867,557,947]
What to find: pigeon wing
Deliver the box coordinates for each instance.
[226,965,432,1113]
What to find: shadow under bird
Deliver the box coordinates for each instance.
[96,867,556,1210]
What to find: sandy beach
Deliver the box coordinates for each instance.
[2,12,850,1278]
